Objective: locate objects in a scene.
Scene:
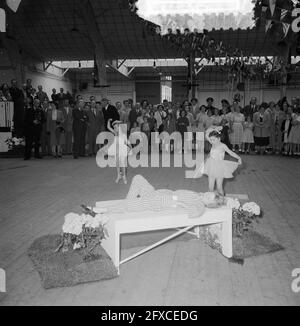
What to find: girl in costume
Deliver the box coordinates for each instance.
[194,126,242,196]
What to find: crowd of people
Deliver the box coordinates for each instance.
[1,78,300,160]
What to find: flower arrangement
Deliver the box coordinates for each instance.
[5,137,25,150]
[56,205,109,261]
[226,199,262,237]
[200,198,262,254]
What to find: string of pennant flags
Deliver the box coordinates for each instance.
[254,0,300,38]
[127,0,298,84]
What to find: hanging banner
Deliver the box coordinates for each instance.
[6,0,22,12]
[0,9,5,32]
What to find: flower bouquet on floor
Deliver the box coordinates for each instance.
[227,199,262,237]
[5,137,25,156]
[200,198,262,253]
[55,205,109,261]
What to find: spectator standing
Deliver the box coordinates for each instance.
[230,101,245,152]
[128,103,141,132]
[242,97,259,120]
[23,99,46,160]
[73,99,89,159]
[62,99,73,155]
[101,98,120,131]
[40,98,51,156]
[51,89,58,103]
[86,101,98,156]
[47,102,66,158]
[35,85,49,103]
[253,104,271,155]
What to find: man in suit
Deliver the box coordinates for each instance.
[101,98,120,130]
[86,100,99,156]
[51,89,58,103]
[72,99,88,159]
[57,88,67,109]
[242,97,259,119]
[253,104,271,154]
[35,85,49,103]
[128,102,141,131]
[205,97,218,113]
[62,99,73,155]
[40,98,51,156]
[10,79,25,137]
[24,99,46,160]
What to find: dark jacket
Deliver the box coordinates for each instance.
[24,107,46,136]
[102,105,120,130]
[73,108,89,130]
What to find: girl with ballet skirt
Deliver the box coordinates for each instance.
[107,119,132,184]
[194,126,242,196]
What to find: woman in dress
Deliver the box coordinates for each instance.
[195,105,207,133]
[176,110,189,152]
[229,101,245,153]
[288,108,300,156]
[273,103,286,154]
[162,113,177,152]
[204,109,214,153]
[281,108,293,155]
[47,102,66,158]
[266,102,276,153]
[219,100,232,149]
[186,105,195,151]
[242,116,254,154]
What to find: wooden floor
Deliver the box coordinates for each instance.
[0,154,300,306]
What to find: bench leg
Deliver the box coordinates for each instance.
[221,218,233,258]
[120,226,195,266]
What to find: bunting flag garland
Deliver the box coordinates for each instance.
[282,22,291,37]
[280,9,288,21]
[269,0,277,16]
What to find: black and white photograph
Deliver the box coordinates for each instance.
[0,0,300,309]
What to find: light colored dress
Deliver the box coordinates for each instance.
[242,122,254,143]
[230,113,245,146]
[194,144,239,179]
[196,112,207,132]
[288,113,300,144]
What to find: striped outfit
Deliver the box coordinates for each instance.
[125,175,205,218]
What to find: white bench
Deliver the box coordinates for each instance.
[95,199,233,274]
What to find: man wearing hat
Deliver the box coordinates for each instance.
[101,98,120,131]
